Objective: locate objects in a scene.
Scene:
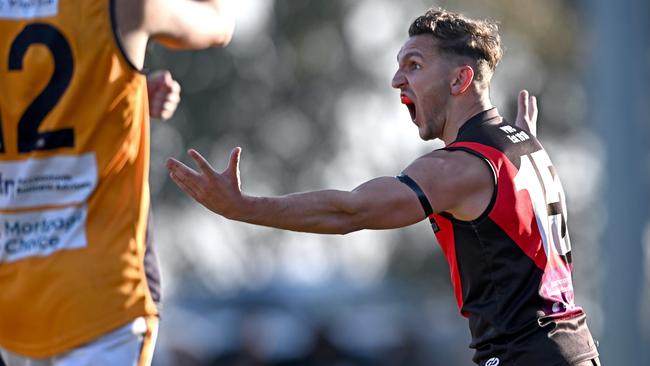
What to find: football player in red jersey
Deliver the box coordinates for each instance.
[167,8,600,366]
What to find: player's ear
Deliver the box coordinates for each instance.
[450,65,474,96]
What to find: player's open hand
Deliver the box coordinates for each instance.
[514,89,538,136]
[166,147,243,217]
[147,70,181,120]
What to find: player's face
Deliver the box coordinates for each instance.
[392,35,455,140]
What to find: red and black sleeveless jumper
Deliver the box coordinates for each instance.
[400,108,598,365]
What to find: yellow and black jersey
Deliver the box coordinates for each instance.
[0,0,157,357]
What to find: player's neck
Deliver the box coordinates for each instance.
[441,93,493,145]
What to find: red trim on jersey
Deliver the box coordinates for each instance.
[448,141,547,270]
[432,214,467,316]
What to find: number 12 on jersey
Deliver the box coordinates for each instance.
[1,23,74,154]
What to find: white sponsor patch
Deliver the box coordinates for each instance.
[0,205,87,263]
[0,0,58,19]
[0,153,97,209]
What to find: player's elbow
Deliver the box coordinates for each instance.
[208,0,235,46]
[336,221,361,235]
[311,214,361,235]
[178,19,234,49]
[155,9,235,49]
[208,17,234,47]
[332,200,371,234]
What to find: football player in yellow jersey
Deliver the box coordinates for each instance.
[0,0,234,365]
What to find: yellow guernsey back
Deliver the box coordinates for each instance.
[0,0,157,356]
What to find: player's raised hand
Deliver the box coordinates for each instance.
[514,89,538,136]
[147,70,181,120]
[166,147,243,217]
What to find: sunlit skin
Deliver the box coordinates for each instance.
[393,35,454,141]
[165,35,538,234]
[392,35,495,144]
[114,0,235,69]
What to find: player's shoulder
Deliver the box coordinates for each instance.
[406,148,492,188]
[400,148,494,215]
[413,148,487,168]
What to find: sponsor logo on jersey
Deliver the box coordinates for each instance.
[499,124,530,144]
[0,153,97,209]
[0,205,87,263]
[0,0,58,19]
[485,357,500,366]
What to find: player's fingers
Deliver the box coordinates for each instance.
[188,149,215,176]
[166,157,200,179]
[232,147,242,190]
[166,157,207,196]
[170,80,181,95]
[160,72,181,96]
[169,171,199,199]
[528,95,538,136]
[163,99,179,112]
[162,70,173,88]
[159,109,172,120]
[529,95,538,121]
[158,100,179,120]
[227,147,241,175]
[515,90,528,128]
[149,83,167,103]
[165,91,181,104]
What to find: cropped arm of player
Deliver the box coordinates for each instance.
[167,147,493,233]
[114,0,235,69]
[142,0,235,49]
[167,91,537,234]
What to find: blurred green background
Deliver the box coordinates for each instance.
[145,0,649,365]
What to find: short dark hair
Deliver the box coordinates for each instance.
[408,8,502,83]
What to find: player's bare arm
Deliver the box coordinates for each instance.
[113,0,235,68]
[166,147,493,234]
[166,90,537,233]
[142,0,235,49]
[165,86,539,232]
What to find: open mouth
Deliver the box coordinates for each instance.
[401,95,417,122]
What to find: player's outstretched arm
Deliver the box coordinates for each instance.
[113,0,235,69]
[147,70,181,120]
[514,89,538,136]
[166,148,425,234]
[166,147,493,234]
[144,0,235,49]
